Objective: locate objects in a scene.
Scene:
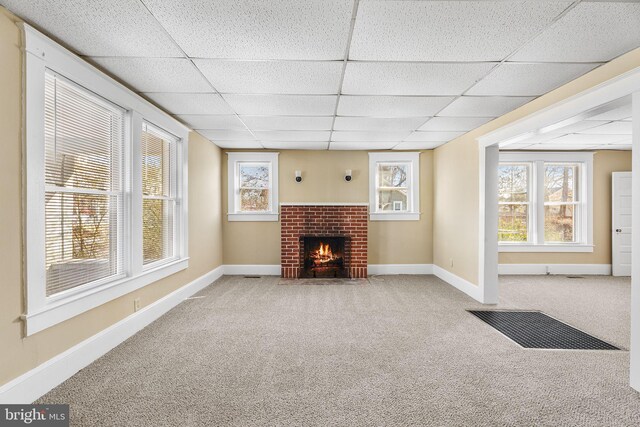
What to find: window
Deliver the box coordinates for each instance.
[24,26,189,335]
[142,123,177,266]
[498,163,530,243]
[498,152,593,252]
[369,152,420,221]
[227,152,279,221]
[44,72,125,296]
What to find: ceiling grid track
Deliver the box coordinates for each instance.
[328,0,361,151]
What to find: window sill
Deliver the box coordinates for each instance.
[498,244,594,253]
[369,212,420,221]
[228,213,279,222]
[24,257,189,336]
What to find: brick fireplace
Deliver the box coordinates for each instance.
[280,204,368,279]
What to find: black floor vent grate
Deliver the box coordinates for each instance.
[468,310,620,350]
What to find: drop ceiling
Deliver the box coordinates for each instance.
[500,97,633,151]
[2,0,639,151]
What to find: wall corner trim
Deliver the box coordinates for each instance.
[0,265,225,404]
[432,265,484,303]
[498,264,612,276]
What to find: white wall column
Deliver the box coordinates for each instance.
[631,91,640,392]
[480,144,499,304]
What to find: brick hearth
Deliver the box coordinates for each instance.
[281,204,368,279]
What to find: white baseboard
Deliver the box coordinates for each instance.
[432,265,483,303]
[498,264,612,275]
[0,265,225,404]
[223,265,281,276]
[368,264,433,275]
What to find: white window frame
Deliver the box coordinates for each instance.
[498,152,593,253]
[227,152,279,222]
[141,122,180,269]
[23,25,189,336]
[368,152,420,221]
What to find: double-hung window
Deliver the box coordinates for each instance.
[141,123,178,266]
[44,72,125,296]
[498,152,593,252]
[24,25,189,335]
[369,152,420,221]
[227,152,279,221]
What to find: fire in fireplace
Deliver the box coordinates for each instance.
[302,236,347,278]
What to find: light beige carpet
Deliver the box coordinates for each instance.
[38,274,640,426]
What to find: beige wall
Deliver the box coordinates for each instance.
[433,47,640,286]
[499,150,632,265]
[222,150,434,265]
[0,9,223,386]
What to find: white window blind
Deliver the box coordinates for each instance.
[142,122,177,265]
[44,72,125,296]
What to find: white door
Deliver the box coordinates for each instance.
[612,172,633,276]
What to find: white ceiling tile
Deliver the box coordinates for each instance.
[337,96,454,117]
[393,141,445,151]
[261,141,328,150]
[504,120,611,147]
[525,144,598,151]
[350,1,570,61]
[176,115,246,130]
[467,63,600,96]
[541,120,611,135]
[587,104,633,121]
[241,116,333,131]
[198,130,256,141]
[419,117,493,132]
[211,141,264,149]
[194,60,343,94]
[511,2,640,62]
[144,93,235,115]
[438,96,534,117]
[0,0,182,57]
[342,62,496,96]
[253,131,330,141]
[404,132,464,142]
[546,134,629,145]
[222,95,337,116]
[330,141,397,150]
[90,58,211,92]
[577,121,633,135]
[331,131,411,142]
[143,0,353,60]
[334,117,427,131]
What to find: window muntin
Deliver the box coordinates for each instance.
[376,162,410,212]
[238,162,271,212]
[142,122,177,265]
[44,72,125,296]
[498,163,530,242]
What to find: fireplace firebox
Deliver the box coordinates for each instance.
[301,236,348,278]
